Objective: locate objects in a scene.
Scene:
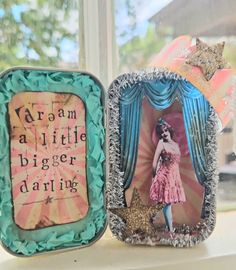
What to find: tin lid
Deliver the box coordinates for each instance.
[0,67,107,256]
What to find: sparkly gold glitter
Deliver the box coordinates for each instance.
[109,188,164,236]
[186,38,227,81]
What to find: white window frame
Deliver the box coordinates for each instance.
[79,0,117,88]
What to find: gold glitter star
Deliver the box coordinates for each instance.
[109,188,164,236]
[186,38,227,81]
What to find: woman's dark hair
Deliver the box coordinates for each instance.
[156,119,174,140]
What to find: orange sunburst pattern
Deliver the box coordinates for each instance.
[125,98,204,226]
[8,92,88,230]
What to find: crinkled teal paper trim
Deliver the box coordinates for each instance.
[0,68,106,256]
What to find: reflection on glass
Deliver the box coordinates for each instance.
[115,0,236,72]
[0,0,79,71]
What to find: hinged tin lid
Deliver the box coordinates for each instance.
[0,67,107,256]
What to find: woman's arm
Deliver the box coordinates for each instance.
[152,140,163,176]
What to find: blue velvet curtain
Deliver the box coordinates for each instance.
[120,78,210,190]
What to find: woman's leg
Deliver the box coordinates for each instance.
[163,204,173,232]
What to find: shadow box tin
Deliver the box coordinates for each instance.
[0,66,223,256]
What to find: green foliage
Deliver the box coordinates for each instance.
[119,24,165,72]
[0,0,78,71]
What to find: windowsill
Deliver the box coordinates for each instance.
[0,211,235,270]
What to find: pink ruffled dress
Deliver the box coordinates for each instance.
[150,148,186,204]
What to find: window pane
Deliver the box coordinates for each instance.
[115,0,173,73]
[115,0,236,211]
[115,0,236,72]
[0,0,79,71]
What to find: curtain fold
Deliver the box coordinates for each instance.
[120,79,209,191]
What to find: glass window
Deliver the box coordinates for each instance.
[0,0,79,71]
[115,0,236,72]
[115,0,173,73]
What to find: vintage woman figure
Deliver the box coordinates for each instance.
[150,118,186,232]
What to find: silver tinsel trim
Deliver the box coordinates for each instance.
[107,68,219,247]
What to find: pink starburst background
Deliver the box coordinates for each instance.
[9,92,88,230]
